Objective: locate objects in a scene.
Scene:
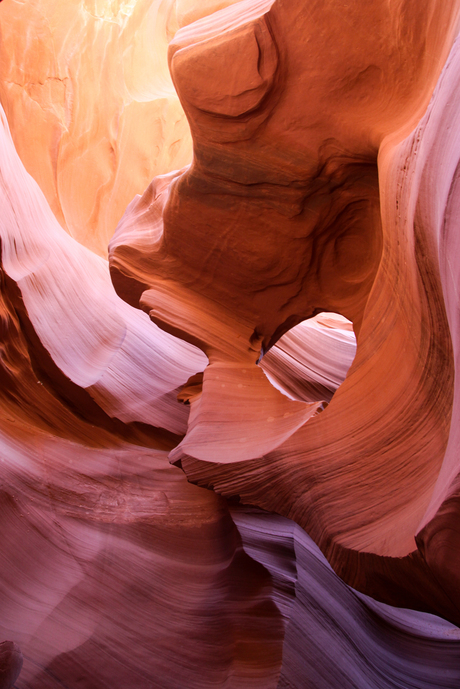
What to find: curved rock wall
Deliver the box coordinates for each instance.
[0,0,193,256]
[1,0,460,687]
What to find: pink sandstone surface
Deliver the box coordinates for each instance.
[1,0,460,687]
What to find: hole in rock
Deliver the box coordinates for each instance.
[259,312,356,406]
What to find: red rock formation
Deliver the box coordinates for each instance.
[110,0,460,625]
[0,96,287,686]
[0,642,22,689]
[2,0,460,687]
[0,0,193,257]
[260,313,356,404]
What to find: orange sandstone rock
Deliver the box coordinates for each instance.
[110,0,460,626]
[2,0,460,686]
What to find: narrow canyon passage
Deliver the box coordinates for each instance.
[1,1,460,688]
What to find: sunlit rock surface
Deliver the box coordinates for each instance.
[2,0,460,687]
[0,0,194,257]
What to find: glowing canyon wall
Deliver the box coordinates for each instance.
[1,0,460,687]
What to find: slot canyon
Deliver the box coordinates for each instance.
[1,0,460,687]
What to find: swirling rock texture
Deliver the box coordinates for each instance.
[2,0,460,687]
[0,0,194,257]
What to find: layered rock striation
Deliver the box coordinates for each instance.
[110,0,460,625]
[1,0,460,687]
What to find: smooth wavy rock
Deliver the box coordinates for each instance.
[0,642,23,689]
[2,0,460,687]
[0,0,193,256]
[0,441,285,688]
[0,104,283,688]
[110,0,460,627]
[232,506,460,689]
[0,102,209,438]
[260,313,356,404]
